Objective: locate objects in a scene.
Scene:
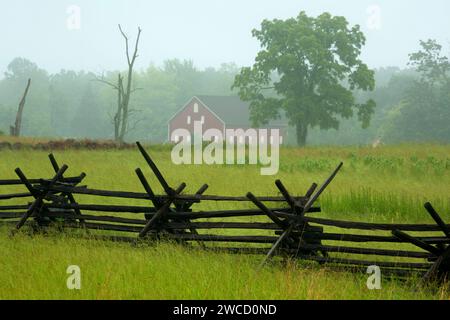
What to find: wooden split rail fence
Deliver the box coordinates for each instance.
[1,142,450,284]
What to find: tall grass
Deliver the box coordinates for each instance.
[0,230,447,300]
[0,144,449,299]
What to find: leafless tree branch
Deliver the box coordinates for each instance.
[118,24,131,66]
[93,74,120,90]
[99,25,143,143]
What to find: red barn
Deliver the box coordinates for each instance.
[167,95,288,144]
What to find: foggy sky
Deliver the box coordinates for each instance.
[1,0,449,76]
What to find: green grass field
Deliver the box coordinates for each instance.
[1,143,450,299]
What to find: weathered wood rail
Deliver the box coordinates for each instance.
[1,141,449,284]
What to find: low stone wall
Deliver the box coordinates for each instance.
[0,139,135,151]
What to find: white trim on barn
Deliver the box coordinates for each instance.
[194,96,227,127]
[167,96,227,142]
[166,96,226,126]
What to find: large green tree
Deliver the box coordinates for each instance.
[233,11,376,146]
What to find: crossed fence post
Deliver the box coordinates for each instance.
[247,162,343,267]
[47,154,87,226]
[13,164,69,231]
[392,202,450,283]
[135,142,206,243]
[10,152,88,233]
[275,179,329,258]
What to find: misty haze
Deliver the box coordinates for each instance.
[0,0,449,145]
[1,0,450,302]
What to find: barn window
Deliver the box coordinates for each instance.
[187,116,191,124]
[194,103,198,113]
[201,116,205,124]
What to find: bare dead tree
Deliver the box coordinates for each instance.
[97,25,142,143]
[114,74,124,141]
[10,78,31,137]
[117,24,142,143]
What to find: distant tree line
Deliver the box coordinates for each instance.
[0,58,239,142]
[309,39,450,145]
[0,43,448,145]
